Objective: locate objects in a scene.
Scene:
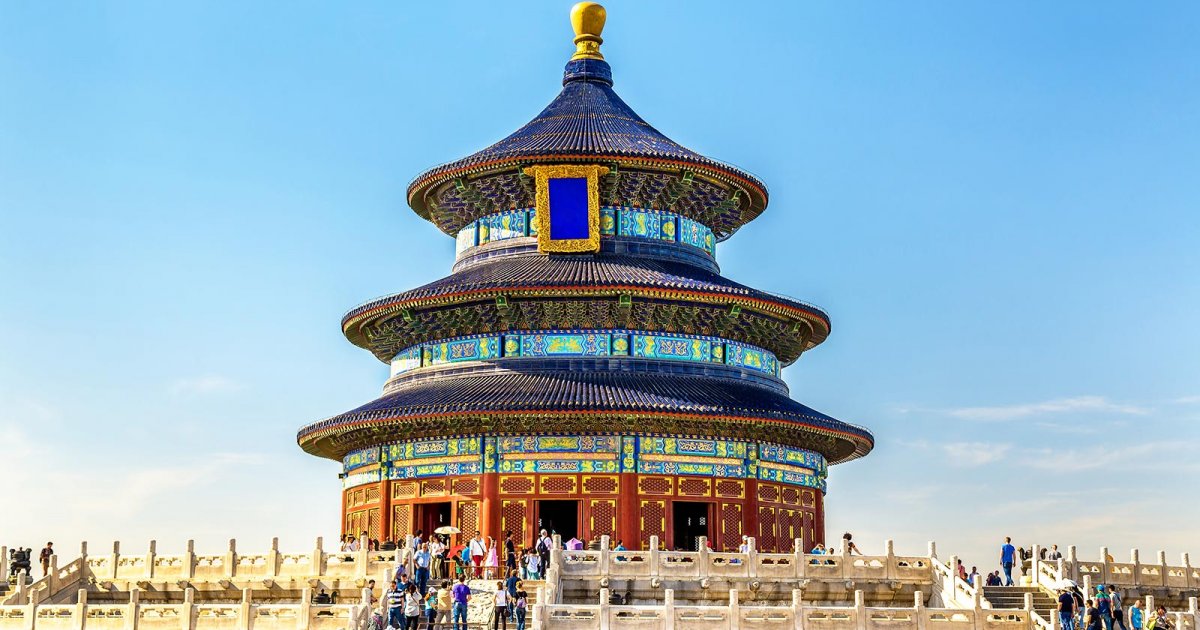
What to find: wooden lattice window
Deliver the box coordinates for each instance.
[589,500,616,538]
[715,479,744,499]
[582,475,618,495]
[457,501,479,533]
[781,487,800,506]
[421,479,448,496]
[720,503,742,551]
[500,476,535,494]
[758,506,777,552]
[392,504,412,541]
[540,475,577,494]
[501,501,527,544]
[639,500,666,550]
[392,481,419,500]
[757,483,779,504]
[637,476,672,495]
[678,478,711,497]
[453,477,480,496]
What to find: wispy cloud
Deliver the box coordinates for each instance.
[1019,441,1199,474]
[168,375,243,397]
[944,396,1149,422]
[1173,395,1200,405]
[941,441,1011,467]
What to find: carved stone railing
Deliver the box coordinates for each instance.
[1055,546,1199,590]
[538,588,1051,630]
[558,535,935,584]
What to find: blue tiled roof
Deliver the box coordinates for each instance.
[343,253,829,330]
[406,59,768,226]
[297,366,873,464]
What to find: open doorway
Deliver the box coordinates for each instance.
[415,502,452,539]
[536,500,580,541]
[672,501,712,551]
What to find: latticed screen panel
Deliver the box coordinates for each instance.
[781,487,800,506]
[777,509,797,549]
[453,477,480,496]
[421,479,447,496]
[802,490,816,508]
[757,483,780,504]
[758,506,777,552]
[367,508,381,540]
[346,488,364,509]
[678,478,711,497]
[457,501,480,534]
[639,500,666,550]
[638,476,672,495]
[803,510,816,550]
[582,475,618,495]
[501,500,527,543]
[365,486,381,504]
[540,475,577,494]
[720,503,742,550]
[715,479,744,499]
[500,475,535,494]
[392,504,412,541]
[392,481,419,500]
[589,500,616,538]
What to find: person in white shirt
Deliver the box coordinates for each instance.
[469,533,487,578]
[492,581,509,630]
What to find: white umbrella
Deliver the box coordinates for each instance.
[434,526,461,535]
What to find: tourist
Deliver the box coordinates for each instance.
[1095,585,1114,630]
[1058,585,1077,630]
[505,570,520,621]
[614,539,627,563]
[492,580,509,630]
[1000,537,1017,586]
[1086,600,1102,630]
[414,543,431,595]
[423,585,438,629]
[1048,545,1063,561]
[385,581,405,629]
[402,583,421,630]
[1147,605,1172,630]
[429,536,445,580]
[1111,585,1127,630]
[485,536,499,579]
[513,581,528,630]
[957,559,968,582]
[451,575,471,630]
[38,542,53,576]
[738,535,750,554]
[968,566,979,586]
[504,531,518,574]
[413,530,425,552]
[1071,587,1086,628]
[842,533,862,555]
[536,529,553,576]
[433,580,453,630]
[810,543,826,555]
[1130,600,1144,630]
[469,532,486,578]
[524,548,541,580]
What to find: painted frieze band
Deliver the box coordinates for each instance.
[454,207,715,257]
[389,330,780,378]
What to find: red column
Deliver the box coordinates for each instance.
[379,479,392,542]
[480,473,500,542]
[618,472,638,549]
[744,477,759,548]
[814,490,826,546]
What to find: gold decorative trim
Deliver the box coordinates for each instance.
[524,164,609,253]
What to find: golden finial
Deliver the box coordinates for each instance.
[570,2,606,61]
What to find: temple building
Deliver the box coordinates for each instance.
[297,2,873,553]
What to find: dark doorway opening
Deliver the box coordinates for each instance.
[415,502,452,540]
[536,500,580,541]
[672,501,712,551]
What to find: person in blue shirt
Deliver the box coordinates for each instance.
[1096,585,1114,630]
[1000,537,1017,586]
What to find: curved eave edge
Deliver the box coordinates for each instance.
[296,409,874,465]
[405,154,769,237]
[341,286,831,350]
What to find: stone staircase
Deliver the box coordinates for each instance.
[983,586,1058,618]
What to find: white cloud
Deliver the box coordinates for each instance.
[168,375,243,397]
[941,441,1011,467]
[944,396,1149,421]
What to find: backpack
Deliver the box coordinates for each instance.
[536,539,548,554]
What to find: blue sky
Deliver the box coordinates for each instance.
[2,1,1198,569]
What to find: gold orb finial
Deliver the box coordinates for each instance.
[570,2,606,61]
